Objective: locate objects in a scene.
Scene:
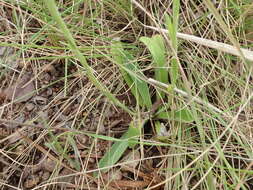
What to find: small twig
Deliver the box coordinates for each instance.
[147,78,225,115]
[144,25,253,62]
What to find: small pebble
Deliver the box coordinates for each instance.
[46,88,53,96]
[43,64,56,73]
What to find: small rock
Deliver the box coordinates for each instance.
[25,103,35,111]
[96,151,102,157]
[88,158,95,163]
[46,88,53,96]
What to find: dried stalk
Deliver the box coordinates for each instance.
[147,78,225,115]
[144,25,253,62]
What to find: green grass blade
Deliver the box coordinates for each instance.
[140,35,168,99]
[172,0,180,34]
[165,13,179,86]
[126,63,152,109]
[44,0,135,116]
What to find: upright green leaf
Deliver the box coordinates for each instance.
[165,14,179,86]
[165,0,180,86]
[140,35,168,99]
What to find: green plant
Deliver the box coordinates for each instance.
[97,0,194,176]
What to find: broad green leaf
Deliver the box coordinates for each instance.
[125,62,152,109]
[140,35,168,99]
[96,121,140,175]
[156,108,194,123]
[111,40,152,108]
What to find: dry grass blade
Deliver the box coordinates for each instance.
[144,25,253,62]
[1,0,253,189]
[145,90,253,190]
[148,78,224,115]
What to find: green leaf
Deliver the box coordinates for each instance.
[171,57,179,85]
[96,121,140,175]
[140,35,168,99]
[172,0,180,34]
[156,108,194,123]
[165,0,180,86]
[111,40,152,108]
[165,14,177,50]
[67,134,81,171]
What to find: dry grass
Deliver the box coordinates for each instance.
[0,0,253,189]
